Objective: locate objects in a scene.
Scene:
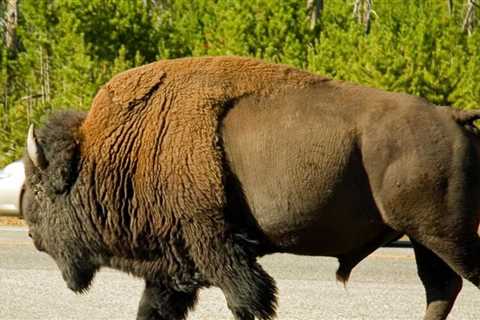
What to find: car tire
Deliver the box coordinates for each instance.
[19,187,25,219]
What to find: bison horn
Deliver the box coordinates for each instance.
[27,124,47,169]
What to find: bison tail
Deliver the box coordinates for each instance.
[336,263,352,289]
[450,108,480,126]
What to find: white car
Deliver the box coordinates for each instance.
[0,160,25,216]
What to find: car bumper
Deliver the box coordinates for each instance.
[0,179,23,217]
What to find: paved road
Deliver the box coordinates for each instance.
[0,226,479,320]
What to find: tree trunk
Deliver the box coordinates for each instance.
[463,0,478,35]
[448,0,454,15]
[307,0,323,30]
[2,0,19,129]
[4,0,18,54]
[39,46,51,105]
[353,0,373,34]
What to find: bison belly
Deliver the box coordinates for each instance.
[221,95,391,256]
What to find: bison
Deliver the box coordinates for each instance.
[23,56,480,320]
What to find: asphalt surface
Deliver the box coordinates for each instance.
[1,226,479,320]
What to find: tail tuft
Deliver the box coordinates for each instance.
[336,264,351,289]
[451,108,480,125]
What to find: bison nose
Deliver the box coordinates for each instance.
[28,232,32,238]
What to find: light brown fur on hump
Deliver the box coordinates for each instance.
[79,56,328,249]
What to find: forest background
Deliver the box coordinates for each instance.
[0,0,479,166]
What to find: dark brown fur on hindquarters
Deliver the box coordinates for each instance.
[136,280,198,320]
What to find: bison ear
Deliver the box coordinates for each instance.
[27,124,48,170]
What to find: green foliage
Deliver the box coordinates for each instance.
[0,0,479,166]
[307,1,479,107]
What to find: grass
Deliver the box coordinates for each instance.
[0,216,26,226]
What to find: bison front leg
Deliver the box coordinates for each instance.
[411,240,462,320]
[136,280,198,320]
[183,222,277,320]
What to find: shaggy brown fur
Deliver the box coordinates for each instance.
[80,57,329,319]
[80,57,324,246]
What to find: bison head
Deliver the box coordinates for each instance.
[23,111,99,293]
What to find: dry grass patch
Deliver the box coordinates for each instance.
[0,216,26,226]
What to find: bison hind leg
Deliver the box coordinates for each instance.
[410,239,463,320]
